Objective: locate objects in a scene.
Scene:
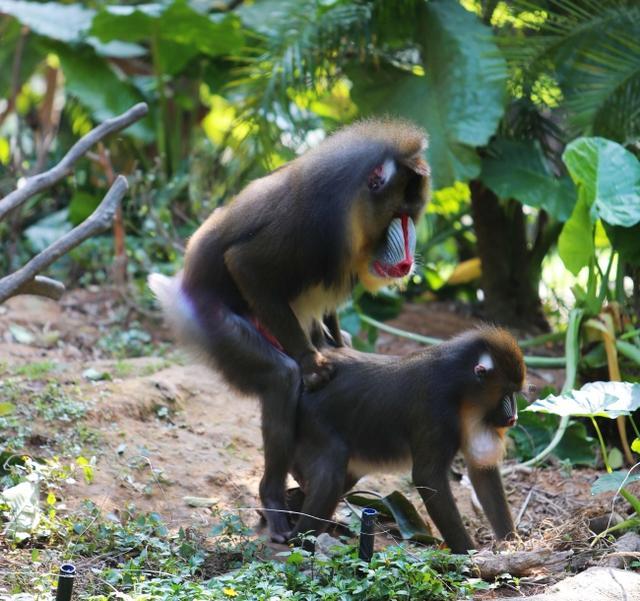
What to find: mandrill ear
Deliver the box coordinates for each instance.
[474,352,494,379]
[367,159,396,192]
[401,154,430,177]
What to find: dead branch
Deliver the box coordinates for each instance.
[0,103,148,220]
[9,275,66,301]
[0,176,128,303]
[599,532,640,569]
[470,549,572,579]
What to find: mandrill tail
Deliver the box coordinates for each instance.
[147,272,198,345]
[147,272,299,398]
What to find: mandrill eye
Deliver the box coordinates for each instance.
[368,159,395,192]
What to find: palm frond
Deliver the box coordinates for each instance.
[499,0,640,141]
[227,1,374,158]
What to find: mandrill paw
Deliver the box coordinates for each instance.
[300,351,336,391]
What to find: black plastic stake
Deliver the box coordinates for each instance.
[358,507,377,563]
[55,563,76,601]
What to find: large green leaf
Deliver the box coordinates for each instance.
[557,193,594,275]
[0,1,145,59]
[563,137,640,228]
[56,45,153,141]
[0,0,93,42]
[350,0,506,189]
[24,209,71,253]
[605,223,640,266]
[347,491,438,544]
[237,0,305,36]
[480,138,575,221]
[526,381,640,419]
[592,471,640,496]
[91,1,244,75]
[511,411,596,466]
[0,19,45,98]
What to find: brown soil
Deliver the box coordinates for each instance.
[0,290,625,591]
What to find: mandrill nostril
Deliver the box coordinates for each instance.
[507,416,517,427]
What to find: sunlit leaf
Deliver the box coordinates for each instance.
[0,137,9,165]
[428,182,470,215]
[1,480,41,541]
[0,19,47,100]
[350,0,506,188]
[0,0,93,42]
[557,194,594,276]
[526,381,640,419]
[0,402,16,417]
[608,447,624,470]
[56,45,153,141]
[90,2,244,74]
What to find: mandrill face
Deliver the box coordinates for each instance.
[352,158,429,292]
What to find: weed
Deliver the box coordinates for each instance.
[0,474,484,601]
[113,360,134,378]
[34,383,86,422]
[98,323,162,359]
[14,360,58,379]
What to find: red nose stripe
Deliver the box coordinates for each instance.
[373,214,414,278]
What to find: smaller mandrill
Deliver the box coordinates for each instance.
[281,327,524,553]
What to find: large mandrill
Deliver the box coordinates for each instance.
[149,119,430,541]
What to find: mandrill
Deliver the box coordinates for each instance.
[149,118,430,541]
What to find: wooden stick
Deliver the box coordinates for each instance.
[0,176,128,303]
[7,275,66,301]
[470,549,572,579]
[0,103,148,220]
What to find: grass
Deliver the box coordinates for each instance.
[0,490,487,600]
[12,360,58,379]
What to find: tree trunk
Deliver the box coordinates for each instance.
[470,180,549,332]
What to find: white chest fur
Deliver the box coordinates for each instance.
[290,282,350,334]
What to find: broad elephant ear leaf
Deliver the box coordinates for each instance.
[0,0,94,42]
[54,45,154,141]
[480,138,576,221]
[90,2,244,75]
[349,0,506,189]
[563,137,640,228]
[526,381,640,419]
[592,471,640,495]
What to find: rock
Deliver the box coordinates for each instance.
[315,533,345,560]
[520,567,640,600]
[600,531,640,569]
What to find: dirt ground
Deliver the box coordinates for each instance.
[0,289,626,594]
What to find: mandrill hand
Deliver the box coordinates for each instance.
[300,350,336,391]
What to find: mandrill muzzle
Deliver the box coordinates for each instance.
[371,215,417,279]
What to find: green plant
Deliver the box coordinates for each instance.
[526,380,640,539]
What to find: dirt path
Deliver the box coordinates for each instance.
[0,291,608,552]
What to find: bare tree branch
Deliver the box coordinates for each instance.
[7,275,66,301]
[0,103,148,221]
[0,176,128,303]
[470,549,572,579]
